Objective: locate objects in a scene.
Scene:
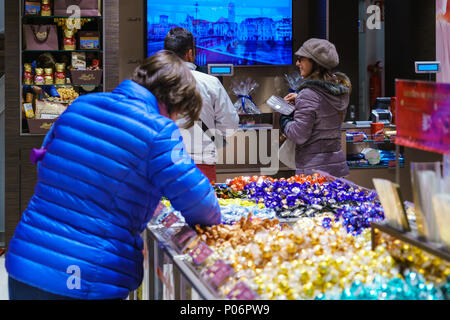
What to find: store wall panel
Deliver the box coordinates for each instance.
[119,0,144,82]
[328,0,360,118]
[105,0,120,92]
[19,161,37,215]
[4,0,36,247]
[0,75,4,246]
[385,0,436,97]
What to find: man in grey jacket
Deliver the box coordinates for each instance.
[281,38,351,178]
[164,27,239,183]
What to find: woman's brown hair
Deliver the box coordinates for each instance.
[304,59,353,94]
[131,50,202,129]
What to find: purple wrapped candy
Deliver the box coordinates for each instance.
[322,217,332,229]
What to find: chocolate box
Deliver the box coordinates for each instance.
[79,31,100,50]
[27,118,57,135]
[24,1,41,15]
[70,69,103,85]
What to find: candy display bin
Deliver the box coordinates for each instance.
[140,172,450,301]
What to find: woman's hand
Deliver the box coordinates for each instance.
[279,114,294,135]
[284,93,298,104]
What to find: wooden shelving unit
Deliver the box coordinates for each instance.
[20,3,105,135]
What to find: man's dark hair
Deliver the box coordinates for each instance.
[131,50,202,129]
[164,27,194,59]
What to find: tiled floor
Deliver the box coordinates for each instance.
[0,255,8,300]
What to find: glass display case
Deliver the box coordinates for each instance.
[343,124,404,170]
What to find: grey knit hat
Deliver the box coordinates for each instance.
[295,38,339,70]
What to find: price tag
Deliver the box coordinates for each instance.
[205,260,234,288]
[226,282,257,300]
[161,212,179,228]
[352,133,366,143]
[153,202,166,219]
[188,242,214,265]
[374,134,385,143]
[388,160,397,168]
[172,225,197,252]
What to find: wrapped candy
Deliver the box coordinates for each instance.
[215,184,247,199]
[209,217,400,300]
[220,204,276,224]
[319,271,448,300]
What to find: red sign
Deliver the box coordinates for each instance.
[205,260,234,288]
[189,242,214,265]
[161,212,179,228]
[395,80,450,155]
[172,225,197,252]
[153,202,166,219]
[226,282,257,300]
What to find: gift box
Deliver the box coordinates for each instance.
[27,118,57,134]
[54,0,101,16]
[79,31,100,50]
[24,1,41,16]
[70,69,103,85]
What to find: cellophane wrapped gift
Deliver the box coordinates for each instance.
[231,78,261,114]
[284,71,303,92]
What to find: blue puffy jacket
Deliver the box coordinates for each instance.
[6,79,221,299]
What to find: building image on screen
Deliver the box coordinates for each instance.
[146,0,293,66]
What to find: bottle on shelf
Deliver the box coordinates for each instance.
[23,63,34,85]
[44,67,54,85]
[34,68,45,85]
[349,105,356,124]
[41,0,52,17]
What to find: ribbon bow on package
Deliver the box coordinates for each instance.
[231,78,261,114]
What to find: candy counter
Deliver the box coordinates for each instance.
[143,174,450,301]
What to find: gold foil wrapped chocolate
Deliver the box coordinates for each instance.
[44,68,54,85]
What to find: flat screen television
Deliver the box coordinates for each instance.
[146,0,293,66]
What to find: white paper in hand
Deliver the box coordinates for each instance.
[266,96,296,115]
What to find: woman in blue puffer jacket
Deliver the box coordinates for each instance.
[6,50,221,300]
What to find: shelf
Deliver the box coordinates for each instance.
[23,84,103,87]
[346,139,394,144]
[348,164,405,169]
[22,15,102,19]
[23,50,103,53]
[371,222,450,262]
